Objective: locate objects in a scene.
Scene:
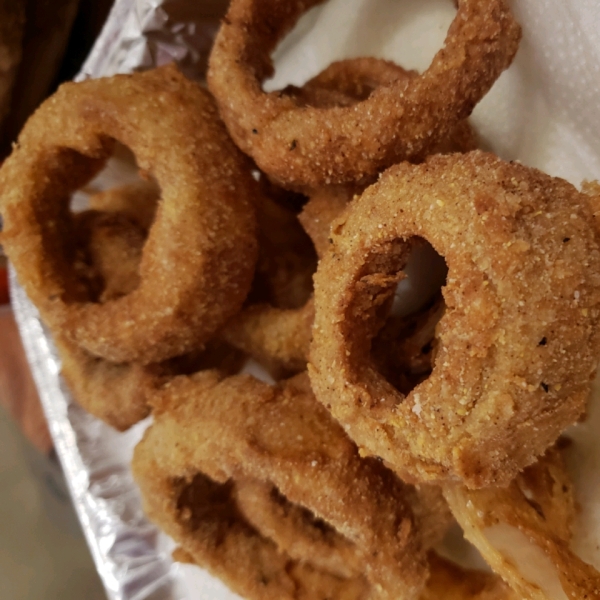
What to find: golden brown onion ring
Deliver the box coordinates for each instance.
[56,334,245,431]
[310,151,600,488]
[0,65,258,365]
[133,372,449,600]
[57,195,245,430]
[290,58,479,156]
[207,0,520,188]
[444,444,600,599]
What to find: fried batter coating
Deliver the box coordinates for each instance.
[249,185,315,310]
[234,478,364,580]
[421,554,517,600]
[57,197,245,430]
[221,183,316,377]
[310,151,600,488]
[55,335,155,430]
[208,0,519,188]
[299,185,358,259]
[71,210,146,303]
[133,372,449,600]
[0,65,258,365]
[285,58,417,109]
[288,58,479,158]
[371,294,445,397]
[444,444,600,599]
[56,335,245,431]
[87,179,160,233]
[221,299,314,379]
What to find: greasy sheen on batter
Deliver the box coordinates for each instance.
[310,151,600,489]
[0,65,258,365]
[133,372,449,600]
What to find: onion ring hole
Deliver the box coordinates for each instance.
[264,0,457,93]
[370,238,448,398]
[67,143,160,305]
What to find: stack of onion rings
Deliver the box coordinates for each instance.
[133,371,450,600]
[4,0,600,593]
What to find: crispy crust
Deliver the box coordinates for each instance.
[132,372,447,600]
[220,179,316,377]
[208,0,520,188]
[58,192,246,430]
[443,445,600,599]
[309,151,600,488]
[221,299,314,378]
[299,185,358,259]
[0,65,258,364]
[56,332,246,431]
[55,335,155,430]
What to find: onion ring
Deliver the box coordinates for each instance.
[132,371,448,599]
[56,191,245,430]
[309,151,600,488]
[287,58,479,157]
[56,334,246,431]
[443,444,600,599]
[0,65,258,364]
[221,182,316,377]
[207,0,520,188]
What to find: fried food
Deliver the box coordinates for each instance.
[444,444,600,599]
[288,57,479,158]
[420,553,517,600]
[58,202,246,430]
[87,179,160,233]
[371,293,445,397]
[248,185,315,310]
[296,69,479,257]
[221,299,314,379]
[0,65,258,365]
[207,0,520,188]
[310,151,600,489]
[55,335,156,430]
[56,334,246,431]
[0,0,25,139]
[299,185,357,259]
[221,183,316,377]
[71,209,147,304]
[132,372,449,600]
